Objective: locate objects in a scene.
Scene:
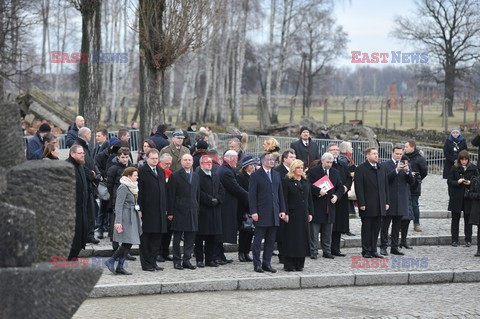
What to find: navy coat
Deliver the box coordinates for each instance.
[66,124,79,148]
[248,167,286,227]
[308,165,344,224]
[150,132,169,151]
[380,159,415,216]
[354,161,390,217]
[26,134,43,160]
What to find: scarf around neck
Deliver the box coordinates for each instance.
[120,176,138,195]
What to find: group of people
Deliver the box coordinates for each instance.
[25,117,480,276]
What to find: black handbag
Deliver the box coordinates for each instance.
[240,214,255,233]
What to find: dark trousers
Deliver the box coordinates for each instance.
[283,257,305,271]
[360,216,382,254]
[238,230,254,255]
[213,242,226,261]
[113,243,133,260]
[381,215,402,249]
[412,195,420,225]
[139,232,162,270]
[194,234,215,263]
[96,199,110,232]
[252,226,277,268]
[451,211,472,243]
[86,194,96,238]
[400,220,410,245]
[309,222,332,256]
[331,231,342,254]
[172,231,195,264]
[159,224,173,258]
[68,248,81,261]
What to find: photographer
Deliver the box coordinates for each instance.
[447,150,479,247]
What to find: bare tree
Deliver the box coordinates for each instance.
[394,0,480,116]
[265,0,276,120]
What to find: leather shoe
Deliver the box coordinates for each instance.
[127,254,136,261]
[295,268,304,272]
[346,232,356,236]
[154,264,164,271]
[332,252,346,257]
[380,248,388,256]
[87,237,100,244]
[390,249,404,256]
[225,259,234,263]
[254,265,264,273]
[261,265,277,273]
[142,267,155,272]
[196,261,205,268]
[156,255,165,262]
[104,258,115,274]
[371,252,384,258]
[238,253,246,262]
[182,261,196,270]
[475,250,480,257]
[205,261,219,267]
[116,268,132,275]
[174,263,183,270]
[284,267,294,272]
[322,253,335,259]
[452,242,459,247]
[310,255,318,259]
[214,259,227,265]
[362,252,372,258]
[400,243,413,249]
[244,254,253,262]
[164,255,174,261]
[466,242,472,247]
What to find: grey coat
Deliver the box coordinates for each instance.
[113,184,142,244]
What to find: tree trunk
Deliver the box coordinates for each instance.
[265,0,276,120]
[233,0,248,127]
[177,59,192,124]
[78,0,102,135]
[40,0,50,76]
[444,63,455,117]
[167,64,175,123]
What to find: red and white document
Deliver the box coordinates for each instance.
[313,175,334,191]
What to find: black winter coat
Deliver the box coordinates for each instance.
[472,134,480,166]
[138,164,168,233]
[466,175,480,225]
[167,169,200,232]
[290,138,320,168]
[66,124,79,148]
[66,156,89,250]
[236,171,251,226]
[332,159,352,232]
[405,149,428,196]
[447,164,478,213]
[443,138,468,179]
[380,160,415,216]
[307,165,344,224]
[354,161,390,217]
[274,164,289,180]
[106,159,133,208]
[197,169,225,235]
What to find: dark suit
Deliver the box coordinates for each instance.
[332,159,352,254]
[354,161,390,255]
[290,138,320,168]
[380,160,415,250]
[249,167,286,268]
[274,164,289,179]
[138,164,168,270]
[307,165,344,256]
[167,168,200,265]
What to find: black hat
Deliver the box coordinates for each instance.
[38,123,51,133]
[196,140,208,150]
[190,122,197,126]
[241,156,256,169]
[300,126,311,133]
[401,155,409,161]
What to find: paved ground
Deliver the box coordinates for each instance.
[74,282,480,318]
[419,174,449,212]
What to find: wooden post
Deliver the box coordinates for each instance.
[385,98,389,130]
[464,100,467,124]
[415,99,419,129]
[444,98,449,132]
[475,99,479,123]
[323,98,328,125]
[355,98,360,120]
[421,100,424,127]
[400,95,404,126]
[342,97,347,124]
[380,98,384,126]
[361,96,366,123]
[290,96,295,123]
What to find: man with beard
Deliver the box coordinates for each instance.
[354,148,390,258]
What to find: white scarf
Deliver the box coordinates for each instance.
[120,176,138,195]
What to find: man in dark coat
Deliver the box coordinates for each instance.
[167,153,200,270]
[290,126,320,169]
[275,149,296,179]
[354,147,390,258]
[249,153,287,273]
[150,124,170,151]
[379,147,414,256]
[157,153,174,262]
[194,155,225,267]
[138,148,168,271]
[93,128,109,238]
[472,133,480,166]
[328,144,352,256]
[93,128,109,159]
[31,133,57,160]
[66,115,85,148]
[215,150,249,264]
[308,152,344,259]
[404,139,428,235]
[26,123,51,160]
[66,145,89,260]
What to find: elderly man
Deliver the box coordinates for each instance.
[308,153,344,259]
[160,130,191,171]
[66,115,85,147]
[249,153,287,273]
[228,138,245,163]
[355,148,390,259]
[167,154,200,270]
[66,145,89,260]
[157,153,174,262]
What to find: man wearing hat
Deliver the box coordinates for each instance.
[27,123,51,160]
[290,127,320,169]
[159,130,191,172]
[318,125,331,140]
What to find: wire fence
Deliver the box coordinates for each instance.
[23,129,479,176]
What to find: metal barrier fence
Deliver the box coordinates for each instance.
[23,128,479,175]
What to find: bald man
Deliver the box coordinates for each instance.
[66,115,85,147]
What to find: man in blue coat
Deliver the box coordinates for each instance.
[26,123,51,160]
[249,153,286,273]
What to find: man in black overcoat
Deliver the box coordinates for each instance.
[328,143,352,256]
[167,153,200,270]
[249,153,287,273]
[308,152,344,259]
[379,146,415,256]
[194,155,225,267]
[274,149,296,179]
[66,145,89,260]
[138,148,168,271]
[215,150,249,264]
[290,126,319,169]
[354,147,390,258]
